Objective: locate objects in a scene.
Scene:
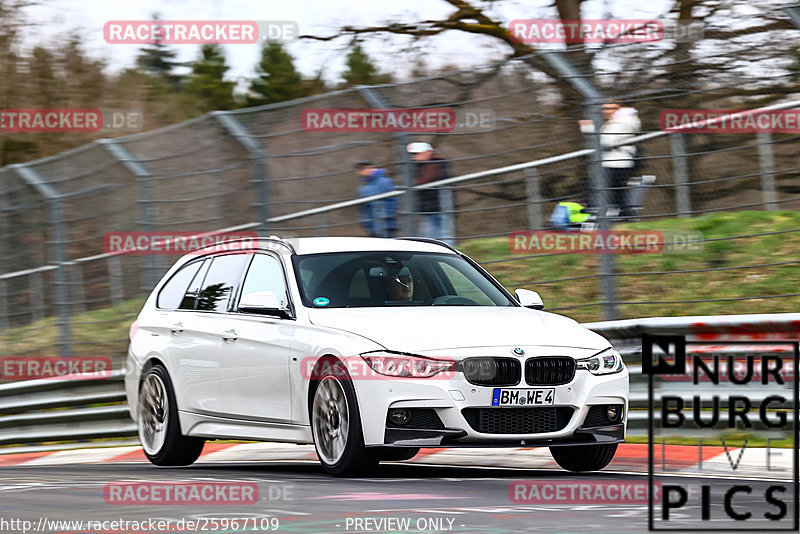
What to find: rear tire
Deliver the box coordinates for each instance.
[138,364,205,466]
[311,361,379,477]
[550,443,617,472]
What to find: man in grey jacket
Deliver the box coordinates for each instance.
[580,102,641,218]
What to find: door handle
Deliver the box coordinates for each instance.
[222,328,238,342]
[170,322,183,335]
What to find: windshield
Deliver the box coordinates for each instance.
[292,251,514,308]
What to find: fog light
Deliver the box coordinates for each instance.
[607,405,621,422]
[389,408,410,426]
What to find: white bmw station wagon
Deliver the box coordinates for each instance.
[126,236,629,476]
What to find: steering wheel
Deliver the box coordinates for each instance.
[431,295,479,306]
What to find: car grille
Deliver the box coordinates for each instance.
[385,408,445,430]
[461,407,573,434]
[525,357,576,385]
[460,358,521,387]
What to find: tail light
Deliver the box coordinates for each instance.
[129,319,139,342]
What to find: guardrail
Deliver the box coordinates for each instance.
[0,314,797,453]
[0,369,135,453]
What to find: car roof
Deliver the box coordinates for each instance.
[186,236,457,259]
[288,237,456,255]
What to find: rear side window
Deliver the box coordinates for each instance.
[156,261,203,310]
[196,254,249,312]
[179,259,211,310]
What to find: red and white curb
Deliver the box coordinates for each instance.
[0,443,792,478]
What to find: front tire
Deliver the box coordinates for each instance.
[138,364,204,466]
[550,443,617,472]
[311,362,379,476]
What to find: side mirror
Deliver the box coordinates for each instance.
[515,288,544,310]
[238,290,291,318]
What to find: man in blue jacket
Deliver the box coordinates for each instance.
[355,161,399,238]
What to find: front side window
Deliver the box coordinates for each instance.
[292,251,513,308]
[156,260,203,310]
[196,254,249,312]
[240,253,289,308]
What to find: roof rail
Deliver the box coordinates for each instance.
[266,235,297,255]
[196,235,297,255]
[398,237,459,253]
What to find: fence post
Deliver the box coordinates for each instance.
[316,211,328,236]
[525,168,543,229]
[69,263,86,315]
[669,133,691,218]
[757,132,778,211]
[213,112,270,232]
[440,186,456,244]
[356,86,417,237]
[107,255,124,306]
[542,51,617,320]
[0,279,8,331]
[29,271,45,322]
[99,140,159,291]
[12,164,72,356]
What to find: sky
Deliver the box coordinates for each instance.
[21,0,675,84]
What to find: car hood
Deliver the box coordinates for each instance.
[307,306,610,353]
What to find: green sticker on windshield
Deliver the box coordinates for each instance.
[313,297,330,306]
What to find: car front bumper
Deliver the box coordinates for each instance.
[354,365,629,447]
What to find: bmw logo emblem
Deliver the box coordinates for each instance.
[513,347,525,356]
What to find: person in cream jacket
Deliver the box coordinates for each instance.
[579,102,642,217]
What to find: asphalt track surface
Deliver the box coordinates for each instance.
[0,460,795,534]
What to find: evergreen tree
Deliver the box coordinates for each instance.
[188,44,235,111]
[247,41,307,105]
[341,42,391,86]
[135,14,183,88]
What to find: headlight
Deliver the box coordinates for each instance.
[576,348,624,375]
[360,351,455,378]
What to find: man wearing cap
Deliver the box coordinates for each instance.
[355,161,399,238]
[407,142,450,241]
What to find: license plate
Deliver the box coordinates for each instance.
[492,388,554,406]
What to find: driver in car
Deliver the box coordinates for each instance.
[384,266,414,301]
